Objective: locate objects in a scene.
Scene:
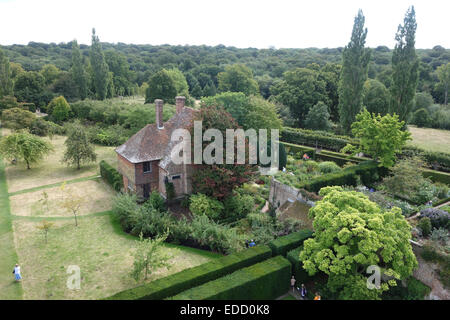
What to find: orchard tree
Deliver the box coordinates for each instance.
[0,47,13,98]
[131,232,173,282]
[341,109,411,168]
[390,6,419,122]
[71,40,88,100]
[0,131,54,169]
[90,28,110,100]
[300,186,417,300]
[436,63,450,105]
[338,9,371,134]
[217,64,259,96]
[145,69,177,104]
[36,220,54,244]
[47,96,71,123]
[62,122,97,169]
[304,101,332,131]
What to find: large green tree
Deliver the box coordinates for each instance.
[436,63,450,105]
[362,79,390,116]
[90,29,110,100]
[304,101,332,131]
[217,64,259,96]
[145,69,178,104]
[71,40,88,100]
[0,131,54,169]
[62,122,97,169]
[390,6,419,122]
[341,109,411,168]
[13,71,50,108]
[47,96,71,123]
[0,48,13,98]
[300,186,417,300]
[272,67,328,127]
[338,9,371,134]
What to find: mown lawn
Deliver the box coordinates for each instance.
[12,213,218,300]
[408,126,450,154]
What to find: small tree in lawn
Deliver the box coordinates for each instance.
[36,220,54,244]
[62,122,96,169]
[62,195,82,227]
[341,109,411,168]
[0,131,54,169]
[131,231,173,282]
[39,191,49,212]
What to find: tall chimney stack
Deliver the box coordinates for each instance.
[155,99,164,129]
[176,96,186,113]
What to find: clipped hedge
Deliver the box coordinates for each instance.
[282,142,316,159]
[106,245,272,300]
[99,160,123,192]
[286,246,311,284]
[268,230,313,256]
[169,256,291,300]
[421,169,450,185]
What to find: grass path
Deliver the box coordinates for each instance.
[0,141,23,300]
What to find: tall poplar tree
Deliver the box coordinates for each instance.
[338,10,370,134]
[89,29,109,100]
[390,6,419,122]
[0,47,13,98]
[71,40,88,100]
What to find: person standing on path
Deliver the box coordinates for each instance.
[13,264,22,282]
[290,276,296,293]
[300,284,307,299]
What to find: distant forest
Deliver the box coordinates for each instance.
[2,42,449,103]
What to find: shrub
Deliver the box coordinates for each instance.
[223,193,255,222]
[421,244,440,262]
[99,160,123,192]
[412,108,431,127]
[146,190,166,212]
[318,161,341,174]
[168,256,291,300]
[419,208,450,230]
[268,230,313,256]
[106,245,272,300]
[189,193,224,220]
[418,217,432,237]
[430,228,449,244]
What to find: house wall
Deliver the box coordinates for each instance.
[117,154,136,188]
[135,160,160,193]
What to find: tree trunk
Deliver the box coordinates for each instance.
[26,159,30,170]
[77,158,80,170]
[74,213,78,227]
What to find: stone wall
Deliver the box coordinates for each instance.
[269,177,315,209]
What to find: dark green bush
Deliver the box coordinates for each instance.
[106,245,272,300]
[383,277,431,300]
[169,255,291,300]
[421,169,450,184]
[99,160,123,192]
[418,217,432,237]
[286,246,311,284]
[268,230,313,256]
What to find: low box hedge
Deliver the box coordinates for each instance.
[99,160,123,192]
[106,245,272,300]
[168,255,291,300]
[286,246,311,284]
[268,230,313,256]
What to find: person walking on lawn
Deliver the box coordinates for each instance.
[13,264,22,282]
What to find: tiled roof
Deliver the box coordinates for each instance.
[115,107,198,164]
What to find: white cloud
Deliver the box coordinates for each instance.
[0,0,448,48]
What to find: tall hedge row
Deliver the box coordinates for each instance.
[168,256,291,300]
[99,160,123,192]
[286,246,311,284]
[268,230,313,256]
[106,245,272,300]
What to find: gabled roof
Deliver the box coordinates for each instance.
[115,107,198,164]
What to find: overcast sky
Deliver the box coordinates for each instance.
[0,0,448,49]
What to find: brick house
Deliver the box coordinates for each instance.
[115,96,197,200]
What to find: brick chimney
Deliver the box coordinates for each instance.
[155,99,164,129]
[176,96,186,113]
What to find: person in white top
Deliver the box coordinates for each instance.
[13,264,22,282]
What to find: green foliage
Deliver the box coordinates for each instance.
[0,130,54,169]
[131,232,172,282]
[166,68,190,101]
[169,256,291,300]
[418,217,432,237]
[304,101,332,131]
[40,64,60,86]
[47,96,71,123]
[13,71,52,108]
[189,193,224,220]
[145,69,178,104]
[1,107,36,130]
[70,40,88,100]
[217,64,259,96]
[62,122,96,169]
[286,246,311,284]
[0,47,13,98]
[390,6,419,122]
[411,108,432,127]
[268,230,313,256]
[300,186,417,300]
[0,95,19,111]
[436,63,450,105]
[318,161,342,174]
[90,29,110,100]
[99,160,123,192]
[338,9,371,134]
[146,190,166,212]
[413,92,434,111]
[107,245,272,300]
[342,109,411,168]
[223,192,255,222]
[362,79,390,116]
